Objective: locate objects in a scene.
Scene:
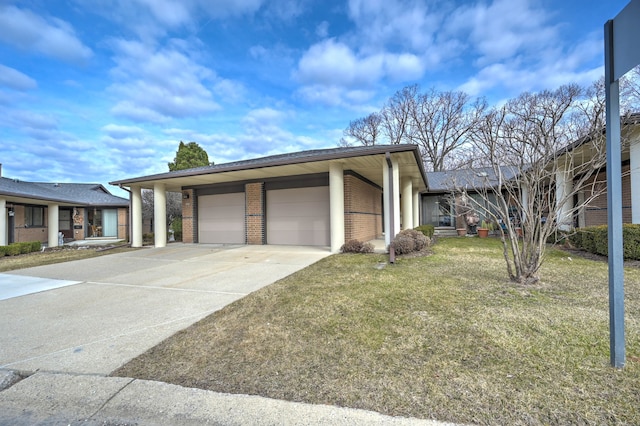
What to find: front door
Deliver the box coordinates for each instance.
[59,209,72,239]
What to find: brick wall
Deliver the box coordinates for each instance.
[182,189,195,243]
[581,164,632,227]
[117,207,129,240]
[344,173,383,242]
[245,182,265,244]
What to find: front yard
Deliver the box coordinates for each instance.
[112,237,640,425]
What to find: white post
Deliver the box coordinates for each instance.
[556,166,573,231]
[329,162,345,252]
[154,183,167,248]
[392,158,400,237]
[520,186,529,226]
[383,159,391,247]
[413,187,420,228]
[401,178,413,229]
[48,203,59,247]
[631,137,640,224]
[131,186,143,247]
[0,198,6,245]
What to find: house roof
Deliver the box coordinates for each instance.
[0,178,129,207]
[110,144,429,192]
[425,166,520,192]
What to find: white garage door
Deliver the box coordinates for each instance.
[198,193,245,244]
[266,186,330,246]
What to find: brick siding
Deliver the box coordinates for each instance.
[181,189,195,243]
[580,164,632,227]
[245,182,265,244]
[344,173,383,242]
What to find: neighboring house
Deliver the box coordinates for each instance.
[0,168,130,247]
[110,145,428,252]
[422,167,519,231]
[421,115,640,232]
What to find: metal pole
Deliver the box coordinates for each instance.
[604,19,625,368]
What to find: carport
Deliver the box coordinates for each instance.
[110,145,428,252]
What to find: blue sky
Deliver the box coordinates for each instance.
[0,0,630,198]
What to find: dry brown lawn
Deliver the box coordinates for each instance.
[113,238,640,425]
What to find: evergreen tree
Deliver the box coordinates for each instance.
[168,141,211,171]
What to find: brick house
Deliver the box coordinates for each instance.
[110,145,427,252]
[1,170,129,247]
[420,115,640,232]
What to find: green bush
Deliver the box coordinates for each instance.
[30,241,42,252]
[6,244,22,256]
[415,225,435,238]
[624,224,640,259]
[0,246,8,256]
[19,242,32,254]
[570,224,640,260]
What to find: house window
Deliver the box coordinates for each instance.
[26,206,44,227]
[88,208,118,237]
[422,195,454,227]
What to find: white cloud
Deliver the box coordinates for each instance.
[296,39,384,88]
[101,124,146,139]
[449,0,556,66]
[0,5,92,63]
[315,21,329,38]
[108,39,220,122]
[0,64,37,91]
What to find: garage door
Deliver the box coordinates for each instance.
[266,186,330,246]
[198,193,245,244]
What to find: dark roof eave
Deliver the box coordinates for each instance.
[110,144,428,188]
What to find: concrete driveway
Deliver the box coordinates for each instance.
[0,244,331,375]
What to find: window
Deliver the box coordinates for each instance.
[25,206,44,227]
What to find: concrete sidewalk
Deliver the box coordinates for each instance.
[0,371,458,426]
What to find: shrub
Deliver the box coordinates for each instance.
[390,234,415,255]
[0,246,8,256]
[143,233,154,244]
[414,225,435,238]
[570,224,640,260]
[30,241,42,252]
[19,242,32,254]
[6,243,22,256]
[340,239,374,254]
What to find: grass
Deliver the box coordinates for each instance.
[112,238,640,425]
[0,243,138,272]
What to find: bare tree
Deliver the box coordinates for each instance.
[467,84,612,284]
[409,88,486,172]
[340,112,382,146]
[141,189,183,229]
[380,84,418,145]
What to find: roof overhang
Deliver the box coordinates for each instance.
[110,145,428,193]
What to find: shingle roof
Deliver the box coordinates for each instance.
[111,144,427,187]
[426,166,520,192]
[0,178,128,206]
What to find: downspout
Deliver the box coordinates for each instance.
[119,184,132,244]
[386,152,396,264]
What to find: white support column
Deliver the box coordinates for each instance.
[47,203,59,247]
[556,166,573,231]
[383,160,391,247]
[0,198,6,246]
[401,178,413,229]
[631,137,640,224]
[413,187,420,228]
[154,183,167,248]
[392,158,400,237]
[520,186,529,226]
[131,186,143,247]
[329,162,345,253]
